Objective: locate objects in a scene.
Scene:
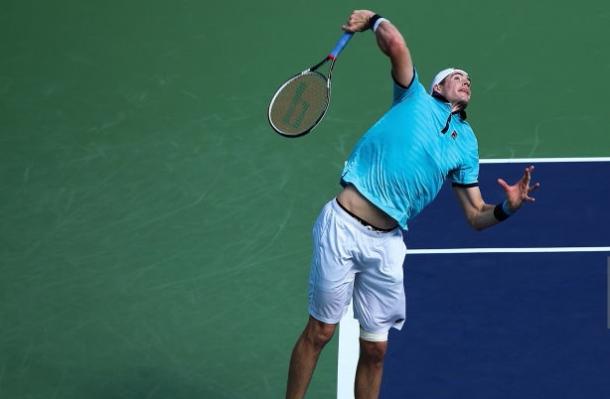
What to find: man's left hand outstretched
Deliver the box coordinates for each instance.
[497,165,541,212]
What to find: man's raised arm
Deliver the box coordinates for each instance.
[342,10,413,87]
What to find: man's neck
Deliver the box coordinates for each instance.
[432,92,468,119]
[451,102,464,113]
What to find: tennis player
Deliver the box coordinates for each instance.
[286,9,540,399]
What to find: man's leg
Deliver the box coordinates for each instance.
[285,316,337,399]
[354,338,388,399]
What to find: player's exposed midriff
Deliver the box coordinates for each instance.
[336,184,399,231]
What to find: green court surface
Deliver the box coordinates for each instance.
[1,1,609,397]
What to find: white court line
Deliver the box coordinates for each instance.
[337,157,610,399]
[337,302,359,399]
[480,157,610,163]
[407,247,610,254]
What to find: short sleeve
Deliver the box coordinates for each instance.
[449,141,480,186]
[392,67,421,105]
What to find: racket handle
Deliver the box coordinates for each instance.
[328,32,353,59]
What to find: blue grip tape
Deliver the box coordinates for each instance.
[329,32,353,59]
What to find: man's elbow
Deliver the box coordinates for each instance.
[466,215,486,232]
[471,223,486,232]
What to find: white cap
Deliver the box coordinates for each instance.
[429,68,469,94]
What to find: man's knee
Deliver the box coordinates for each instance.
[359,339,388,365]
[303,316,336,349]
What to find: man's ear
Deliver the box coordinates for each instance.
[432,84,442,95]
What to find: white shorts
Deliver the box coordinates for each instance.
[308,199,407,337]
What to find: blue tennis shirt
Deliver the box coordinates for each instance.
[340,69,480,230]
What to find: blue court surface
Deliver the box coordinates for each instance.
[338,159,610,398]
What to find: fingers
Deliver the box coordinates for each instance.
[523,165,533,186]
[343,9,374,32]
[524,181,541,201]
[498,165,541,207]
[524,194,536,203]
[522,165,540,196]
[344,16,360,32]
[495,166,541,212]
[529,182,541,193]
[496,178,510,191]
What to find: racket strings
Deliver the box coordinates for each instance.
[268,72,329,136]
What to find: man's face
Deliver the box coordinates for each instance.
[436,72,471,106]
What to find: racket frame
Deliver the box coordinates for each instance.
[268,32,353,138]
[268,60,334,138]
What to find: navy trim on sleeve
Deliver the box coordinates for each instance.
[452,182,479,188]
[392,67,416,90]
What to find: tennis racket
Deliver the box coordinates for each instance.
[268,32,353,138]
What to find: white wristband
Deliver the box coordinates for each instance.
[373,17,389,32]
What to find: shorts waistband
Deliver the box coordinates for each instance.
[334,199,397,233]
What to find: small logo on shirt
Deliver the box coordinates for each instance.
[451,130,458,139]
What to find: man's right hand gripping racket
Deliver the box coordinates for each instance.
[268,32,353,138]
